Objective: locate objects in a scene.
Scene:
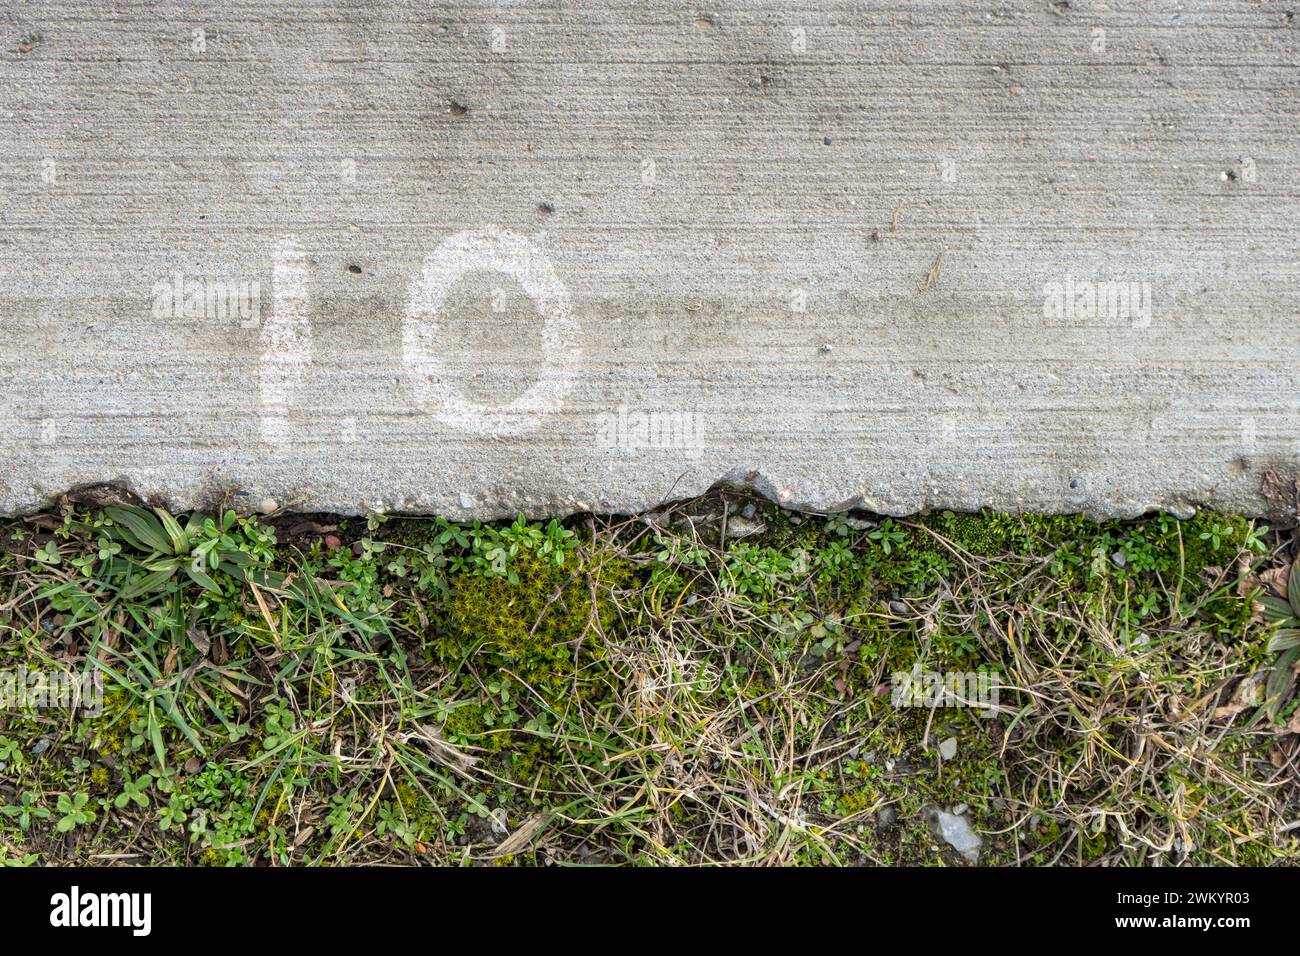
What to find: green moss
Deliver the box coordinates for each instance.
[390,783,443,843]
[442,703,508,752]
[1,500,1291,867]
[438,551,633,706]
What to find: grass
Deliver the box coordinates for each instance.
[0,490,1297,866]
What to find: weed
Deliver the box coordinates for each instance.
[0,496,1293,866]
[54,792,95,832]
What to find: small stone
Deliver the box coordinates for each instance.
[726,516,767,539]
[938,736,958,760]
[258,498,278,515]
[926,808,981,863]
[1111,550,1127,568]
[323,534,342,550]
[184,756,202,775]
[489,807,509,836]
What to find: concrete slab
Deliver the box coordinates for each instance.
[1,1,1298,518]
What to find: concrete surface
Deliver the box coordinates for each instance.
[1,0,1298,519]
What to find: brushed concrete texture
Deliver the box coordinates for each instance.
[0,0,1298,519]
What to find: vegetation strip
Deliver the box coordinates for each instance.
[0,491,1297,866]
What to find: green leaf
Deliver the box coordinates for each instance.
[245,568,289,590]
[105,521,145,551]
[1268,628,1300,653]
[217,561,248,583]
[154,507,190,554]
[186,558,221,594]
[120,567,177,599]
[105,505,172,554]
[1265,646,1300,720]
[1257,594,1296,625]
[147,704,167,766]
[1289,562,1300,616]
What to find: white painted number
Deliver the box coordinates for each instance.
[260,228,578,445]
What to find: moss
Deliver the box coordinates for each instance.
[813,704,1017,866]
[443,703,507,752]
[438,551,634,706]
[73,691,152,781]
[506,739,557,791]
[1,501,1292,867]
[390,783,447,845]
